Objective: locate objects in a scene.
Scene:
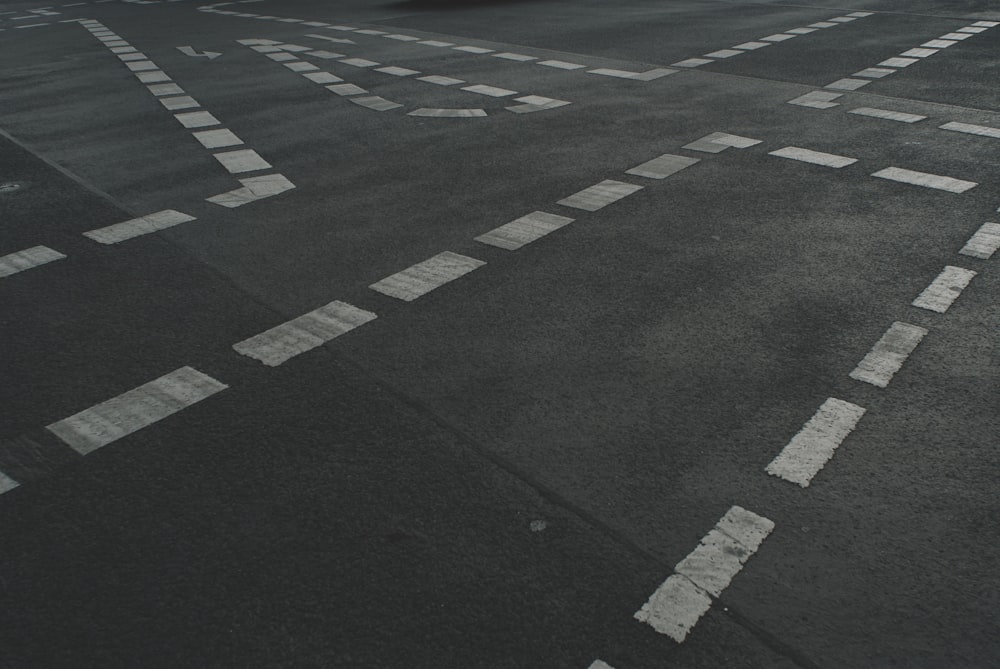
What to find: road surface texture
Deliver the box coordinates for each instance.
[0,0,998,666]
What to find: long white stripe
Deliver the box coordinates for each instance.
[849,322,927,388]
[770,146,856,168]
[83,210,195,244]
[939,121,1000,139]
[635,506,773,643]
[0,470,18,495]
[557,180,642,211]
[849,107,926,123]
[626,154,700,179]
[370,251,486,301]
[959,222,1000,259]
[871,167,977,193]
[765,398,866,487]
[46,367,228,455]
[233,300,377,366]
[911,266,976,313]
[0,245,66,278]
[475,211,574,250]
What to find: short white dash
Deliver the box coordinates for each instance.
[900,48,938,58]
[786,27,818,34]
[453,45,493,54]
[940,32,973,40]
[538,59,586,69]
[0,246,66,278]
[959,222,1000,259]
[462,84,517,97]
[119,52,150,62]
[849,107,926,123]
[233,300,377,366]
[136,71,171,84]
[354,29,386,35]
[872,167,977,193]
[350,95,403,112]
[47,367,227,455]
[626,153,700,179]
[956,26,988,34]
[849,321,928,388]
[847,11,874,17]
[788,90,842,109]
[408,108,487,118]
[853,67,895,78]
[370,251,486,302]
[879,57,919,68]
[825,78,870,91]
[474,211,574,250]
[557,180,643,211]
[766,398,866,487]
[301,71,343,84]
[971,20,999,27]
[703,49,742,58]
[340,57,379,67]
[376,66,420,76]
[809,22,838,28]
[493,52,536,61]
[733,41,771,50]
[418,75,464,86]
[159,95,199,111]
[175,111,220,128]
[266,52,298,62]
[672,58,712,67]
[683,132,762,153]
[761,33,796,42]
[213,149,272,174]
[327,83,367,96]
[384,33,420,41]
[939,121,1000,139]
[206,173,295,208]
[769,146,857,168]
[828,16,858,22]
[912,266,976,313]
[148,83,184,96]
[284,61,320,72]
[304,50,344,59]
[922,39,957,48]
[192,128,244,149]
[418,40,453,47]
[83,210,196,244]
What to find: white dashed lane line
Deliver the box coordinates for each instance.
[788,90,842,109]
[83,210,196,244]
[46,366,228,455]
[939,121,1000,139]
[369,251,486,302]
[911,266,976,313]
[768,146,857,168]
[556,180,643,211]
[682,132,761,153]
[634,506,774,643]
[0,246,67,278]
[765,398,866,487]
[848,107,926,124]
[849,321,928,388]
[960,223,1000,259]
[871,167,977,193]
[625,153,700,179]
[474,211,575,250]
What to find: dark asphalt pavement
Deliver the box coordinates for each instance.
[0,0,998,666]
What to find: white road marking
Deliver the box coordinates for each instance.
[761,34,796,42]
[871,167,977,193]
[213,149,272,173]
[765,398,866,487]
[971,21,999,27]
[911,266,976,313]
[809,22,837,28]
[474,211,574,250]
[900,48,938,58]
[409,108,487,118]
[284,61,320,72]
[959,222,1000,259]
[788,90,842,109]
[206,173,295,207]
[385,33,420,41]
[111,47,138,54]
[940,32,973,40]
[419,40,454,47]
[148,83,184,96]
[587,67,675,81]
[939,121,1000,139]
[853,67,894,78]
[825,78,870,91]
[193,128,244,148]
[377,66,420,76]
[0,470,19,495]
[0,246,66,278]
[370,251,486,302]
[538,59,586,69]
[704,49,742,58]
[626,153,700,179]
[847,11,874,16]
[327,83,367,96]
[557,180,643,211]
[175,111,220,128]
[159,95,199,110]
[849,321,927,388]
[302,71,342,84]
[453,45,493,54]
[786,27,818,34]
[733,41,771,50]
[46,367,227,455]
[355,29,386,35]
[419,75,464,86]
[266,52,298,62]
[922,39,957,48]
[119,52,150,62]
[506,95,571,113]
[340,57,379,67]
[462,84,517,97]
[878,57,918,67]
[493,52,536,61]
[304,50,343,59]
[849,107,926,123]
[136,71,172,84]
[956,26,988,34]
[683,132,762,153]
[304,33,355,44]
[672,58,713,67]
[635,506,774,643]
[769,146,857,168]
[588,662,614,669]
[233,300,377,366]
[350,96,403,111]
[83,210,196,244]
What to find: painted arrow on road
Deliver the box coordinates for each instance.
[177,45,222,59]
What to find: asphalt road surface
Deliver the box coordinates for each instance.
[1,0,998,666]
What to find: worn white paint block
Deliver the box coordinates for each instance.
[871,167,977,193]
[672,58,712,67]
[787,27,818,34]
[462,84,517,97]
[493,52,536,61]
[148,83,184,96]
[340,57,379,67]
[788,90,842,109]
[879,57,918,67]
[538,59,586,69]
[509,95,570,110]
[674,529,750,597]
[683,132,762,153]
[847,11,874,16]
[47,367,227,455]
[159,95,199,110]
[419,40,454,47]
[266,52,297,62]
[849,322,928,388]
[304,50,345,59]
[234,301,377,366]
[632,68,677,80]
[849,107,926,123]
[475,211,574,250]
[370,251,486,301]
[354,29,386,35]
[901,48,938,57]
[326,83,367,96]
[453,45,494,53]
[939,121,1000,138]
[959,222,1000,259]
[557,180,643,211]
[192,128,244,148]
[761,33,796,41]
[408,108,487,118]
[634,574,712,642]
[301,71,343,84]
[733,41,771,49]
[922,39,958,48]
[214,149,272,174]
[0,245,66,278]
[206,173,295,207]
[716,506,775,553]
[853,67,895,78]
[0,470,19,495]
[912,266,976,313]
[350,96,403,111]
[766,398,866,487]
[769,146,857,168]
[704,49,742,58]
[125,60,159,72]
[175,111,219,128]
[284,61,319,72]
[376,66,419,76]
[825,78,870,91]
[119,52,149,61]
[940,32,973,40]
[971,21,999,27]
[809,22,837,28]
[84,210,195,244]
[384,33,420,41]
[136,71,171,83]
[626,153,700,179]
[418,75,464,86]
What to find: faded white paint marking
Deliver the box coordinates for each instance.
[84,210,196,244]
[538,59,586,69]
[354,29,386,35]
[922,39,957,48]
[214,149,272,174]
[193,128,244,149]
[588,662,614,669]
[327,83,367,96]
[959,222,1000,259]
[587,67,675,80]
[871,167,976,193]
[557,180,643,211]
[825,78,870,91]
[956,26,988,34]
[788,90,842,109]
[849,321,928,388]
[302,71,343,84]
[370,251,486,302]
[853,67,894,78]
[111,47,138,54]
[761,33,796,42]
[284,61,320,72]
[766,398,866,487]
[385,33,420,41]
[304,33,356,44]
[683,132,762,153]
[971,20,999,27]
[940,32,973,40]
[377,66,419,76]
[148,83,184,96]
[809,22,837,28]
[304,50,344,59]
[233,301,377,366]
[159,95,199,111]
[136,71,171,84]
[847,11,874,16]
[939,121,1000,139]
[901,48,938,58]
[849,107,926,123]
[733,41,771,50]
[47,367,227,455]
[118,52,149,62]
[340,57,379,67]
[704,49,742,58]
[454,45,493,54]
[493,52,537,61]
[350,96,403,111]
[626,153,700,179]
[507,95,571,113]
[206,173,295,207]
[912,266,976,313]
[786,27,818,34]
[419,75,465,86]
[672,58,712,67]
[408,108,487,118]
[879,57,918,67]
[635,506,774,643]
[462,84,517,97]
[175,111,219,128]
[267,52,298,62]
[0,246,66,278]
[419,40,454,47]
[769,146,857,168]
[475,211,574,250]
[0,470,19,495]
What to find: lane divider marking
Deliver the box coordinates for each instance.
[474,211,575,250]
[849,321,928,388]
[556,180,643,211]
[765,398,866,487]
[83,210,196,244]
[0,246,66,278]
[959,223,1000,259]
[370,251,486,302]
[911,265,976,313]
[871,167,977,193]
[768,146,857,168]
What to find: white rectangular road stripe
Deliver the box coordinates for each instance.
[475,211,574,250]
[0,245,66,278]
[849,107,926,123]
[213,149,272,173]
[635,506,774,643]
[683,132,762,153]
[557,180,643,211]
[83,210,196,244]
[879,57,918,67]
[826,78,870,91]
[538,59,585,69]
[0,470,18,495]
[871,167,977,193]
[788,90,842,109]
[849,321,928,388]
[206,173,295,208]
[769,146,857,168]
[462,84,517,97]
[901,48,938,58]
[233,300,377,366]
[960,222,1000,259]
[626,153,700,179]
[911,266,976,313]
[175,111,220,128]
[193,128,244,148]
[47,367,227,455]
[939,121,1000,139]
[766,398,866,487]
[370,251,486,301]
